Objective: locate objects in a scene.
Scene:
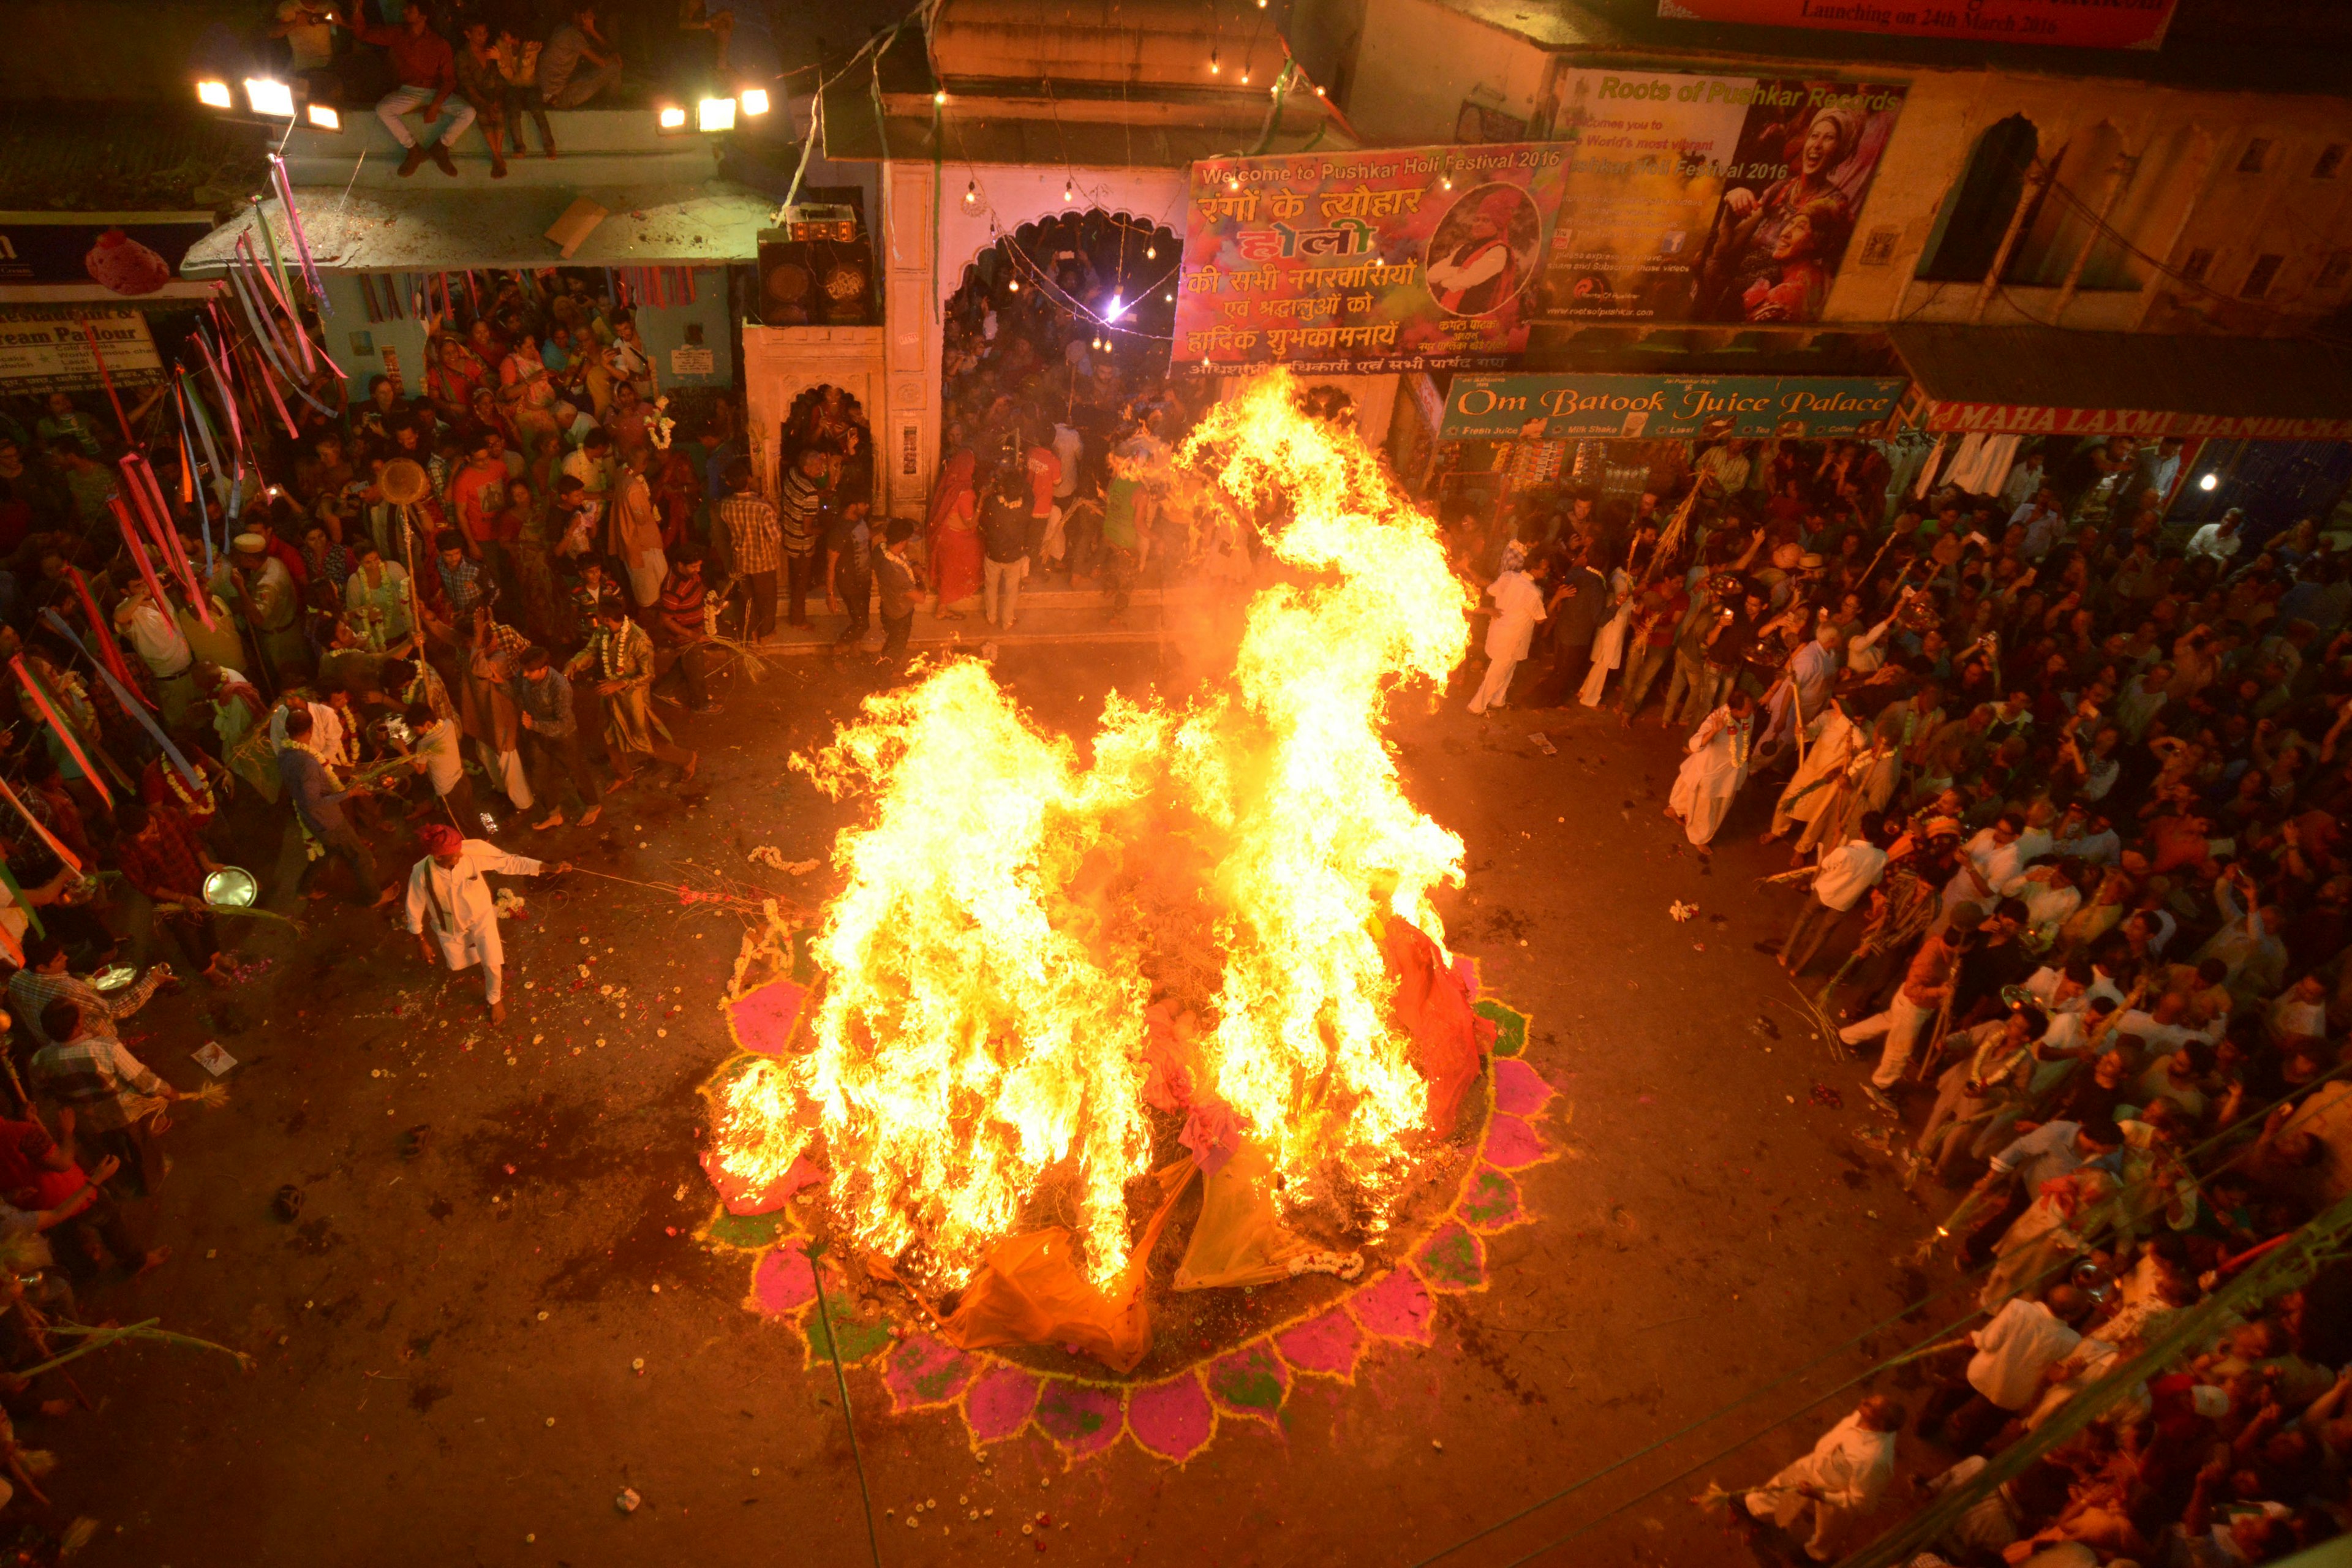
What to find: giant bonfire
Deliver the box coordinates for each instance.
[706,374,1494,1370]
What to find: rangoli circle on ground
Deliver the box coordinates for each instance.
[693,940,1555,1465]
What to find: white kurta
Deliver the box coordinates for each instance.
[1668,704,1752,846]
[405,840,543,1001]
[1577,568,1635,706]
[1746,1411,1898,1560]
[1771,708,1860,836]
[1763,638,1839,743]
[1471,571,1547,714]
[1483,571,1546,661]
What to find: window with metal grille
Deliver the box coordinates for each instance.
[2180,248,2215,283]
[2316,144,2348,179]
[2318,251,2352,290]
[2241,254,2285,297]
[2237,138,2272,174]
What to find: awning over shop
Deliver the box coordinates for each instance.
[1890,325,2352,441]
[178,183,777,278]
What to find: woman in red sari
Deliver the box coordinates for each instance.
[652,447,701,551]
[927,448,982,619]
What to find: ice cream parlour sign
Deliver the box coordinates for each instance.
[0,310,165,392]
[0,213,217,298]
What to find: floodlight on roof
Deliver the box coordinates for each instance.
[244,78,295,117]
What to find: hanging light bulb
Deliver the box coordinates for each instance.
[1208,48,1220,74]
[933,89,946,106]
[1315,85,1326,97]
[1240,69,1250,84]
[1163,291,1174,301]
[1145,244,1157,260]
[1008,277,1019,292]
[963,179,979,208]
[1063,180,1075,203]
[1226,176,1240,192]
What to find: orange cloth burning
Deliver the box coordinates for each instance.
[711,373,1473,1288]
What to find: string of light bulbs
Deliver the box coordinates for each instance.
[991,225,1184,345]
[941,110,1191,346]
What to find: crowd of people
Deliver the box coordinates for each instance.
[0,256,875,1489]
[923,215,1266,627]
[254,0,782,175]
[1458,431,2351,1565]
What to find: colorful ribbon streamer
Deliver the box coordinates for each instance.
[0,774,85,878]
[40,608,203,794]
[61,571,147,709]
[10,656,112,810]
[107,497,178,627]
[268,153,331,325]
[75,318,137,446]
[118,454,214,629]
[0,858,42,958]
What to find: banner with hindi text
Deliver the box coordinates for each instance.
[1654,0,2174,51]
[1172,145,1569,377]
[1173,72,1908,374]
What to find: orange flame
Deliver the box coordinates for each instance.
[712,372,1472,1286]
[1174,375,1471,1215]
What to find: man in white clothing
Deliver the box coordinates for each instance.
[406,823,567,1024]
[1840,907,1978,1096]
[1741,1395,1905,1561]
[1758,622,1842,757]
[111,581,198,724]
[1937,813,2029,932]
[1999,451,2044,513]
[1468,556,1550,715]
[2184,509,2244,564]
[1779,815,1888,975]
[1917,1287,2089,1452]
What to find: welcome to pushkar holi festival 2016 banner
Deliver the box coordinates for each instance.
[1172,70,1907,375]
[1654,0,2176,51]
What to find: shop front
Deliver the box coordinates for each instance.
[0,212,221,411]
[178,184,767,405]
[1889,324,2352,540]
[1426,366,1910,525]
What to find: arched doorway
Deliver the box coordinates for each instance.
[938,208,1181,492]
[775,383,876,511]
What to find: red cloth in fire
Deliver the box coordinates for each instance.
[937,1163,1193,1373]
[1381,915,1491,1137]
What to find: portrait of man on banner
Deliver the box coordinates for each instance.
[1690,85,1902,323]
[1424,184,1542,317]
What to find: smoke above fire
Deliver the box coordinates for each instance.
[714,373,1474,1287]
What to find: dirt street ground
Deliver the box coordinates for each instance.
[51,642,1950,1568]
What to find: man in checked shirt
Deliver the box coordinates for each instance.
[6,935,167,1057]
[716,460,779,641]
[26,994,186,1197]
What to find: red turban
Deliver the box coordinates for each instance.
[417,823,463,856]
[1477,188,1522,225]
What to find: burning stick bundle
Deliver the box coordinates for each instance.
[706,375,1483,1330]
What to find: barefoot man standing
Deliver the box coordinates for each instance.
[405,823,567,1024]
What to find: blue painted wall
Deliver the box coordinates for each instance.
[316,266,737,399]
